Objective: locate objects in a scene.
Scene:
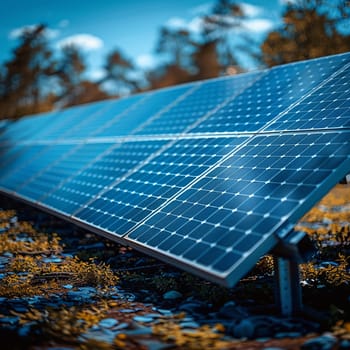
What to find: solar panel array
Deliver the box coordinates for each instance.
[0,53,349,287]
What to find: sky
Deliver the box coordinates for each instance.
[0,0,289,81]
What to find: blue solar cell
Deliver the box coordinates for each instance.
[94,84,193,137]
[0,144,26,168]
[192,53,350,133]
[42,140,167,215]
[17,143,112,203]
[0,110,58,144]
[265,63,350,131]
[74,136,247,236]
[29,101,109,141]
[60,94,144,140]
[126,131,350,285]
[0,144,76,193]
[134,72,262,135]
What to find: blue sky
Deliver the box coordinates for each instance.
[0,0,288,80]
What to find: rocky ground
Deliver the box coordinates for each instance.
[0,185,349,350]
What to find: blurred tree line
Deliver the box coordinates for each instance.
[0,0,349,120]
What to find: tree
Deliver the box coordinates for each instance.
[156,27,194,69]
[191,40,222,80]
[55,45,109,107]
[0,24,55,119]
[261,0,350,67]
[201,0,244,72]
[101,49,139,96]
[55,45,86,107]
[146,64,192,89]
[69,80,110,106]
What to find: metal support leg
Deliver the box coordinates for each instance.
[274,256,302,316]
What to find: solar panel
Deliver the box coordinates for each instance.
[0,52,349,290]
[126,130,350,285]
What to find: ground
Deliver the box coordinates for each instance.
[0,185,349,349]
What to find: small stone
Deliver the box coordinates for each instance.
[82,328,116,344]
[120,309,136,313]
[18,324,31,337]
[339,339,350,349]
[156,309,173,316]
[10,216,18,224]
[178,300,209,315]
[42,257,62,263]
[133,316,154,323]
[126,327,153,335]
[233,319,255,339]
[0,316,19,325]
[301,334,337,350]
[275,332,303,338]
[163,290,182,300]
[114,322,129,330]
[143,313,162,319]
[0,256,9,264]
[99,318,119,328]
[122,292,136,301]
[67,287,96,300]
[2,252,13,257]
[219,301,248,319]
[179,321,200,328]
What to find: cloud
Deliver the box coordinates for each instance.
[135,54,157,69]
[57,34,103,51]
[241,18,275,33]
[9,25,60,40]
[166,17,187,29]
[279,0,298,5]
[189,2,212,15]
[239,2,263,17]
[88,68,105,81]
[166,16,204,34]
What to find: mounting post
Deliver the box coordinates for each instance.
[274,256,302,316]
[272,226,316,316]
[339,174,350,184]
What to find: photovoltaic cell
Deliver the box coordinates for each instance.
[93,84,194,138]
[0,144,28,168]
[0,110,58,144]
[265,63,350,131]
[126,131,350,285]
[74,136,247,236]
[60,94,144,140]
[0,144,48,190]
[191,53,350,134]
[29,102,108,141]
[41,140,167,215]
[0,144,73,193]
[18,143,113,202]
[134,72,263,135]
